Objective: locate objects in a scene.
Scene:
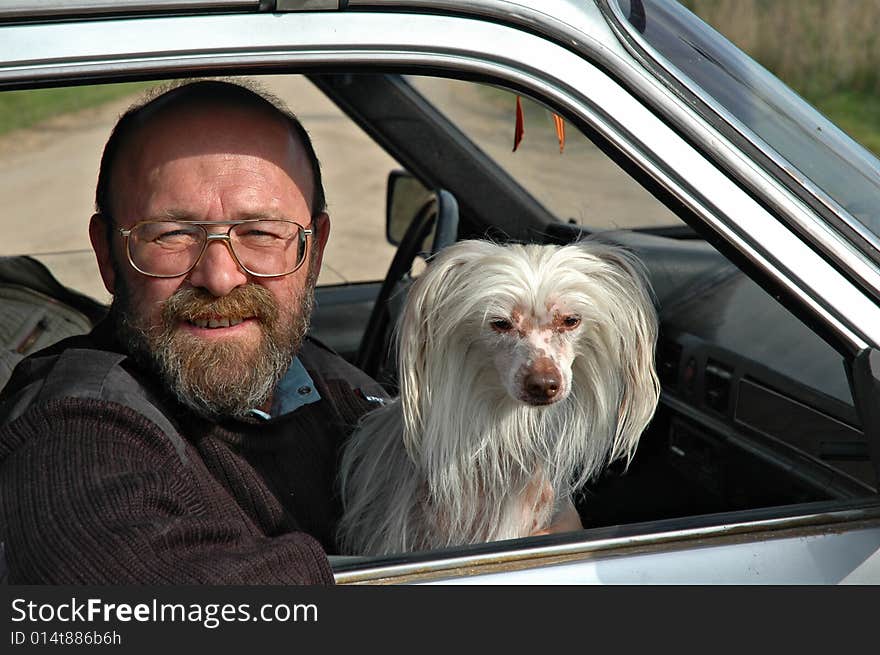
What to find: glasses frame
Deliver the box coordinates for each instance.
[118,219,313,279]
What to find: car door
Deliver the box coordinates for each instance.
[1,0,879,583]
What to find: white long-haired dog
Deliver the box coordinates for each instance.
[338,239,660,555]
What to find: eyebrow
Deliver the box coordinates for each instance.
[157,210,288,221]
[160,209,196,221]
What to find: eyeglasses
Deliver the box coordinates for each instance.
[118,219,312,278]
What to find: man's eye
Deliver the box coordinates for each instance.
[235,220,295,241]
[240,230,277,239]
[490,319,514,333]
[156,229,190,240]
[237,229,288,245]
[154,229,199,245]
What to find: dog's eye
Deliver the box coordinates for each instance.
[490,318,514,333]
[561,316,581,329]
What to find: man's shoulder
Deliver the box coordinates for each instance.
[2,346,115,423]
[0,327,187,462]
[1,330,113,406]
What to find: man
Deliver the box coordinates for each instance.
[0,80,385,584]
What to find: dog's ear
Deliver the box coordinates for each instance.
[396,241,483,443]
[584,242,661,465]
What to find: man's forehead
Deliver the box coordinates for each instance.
[130,103,296,161]
[113,102,314,208]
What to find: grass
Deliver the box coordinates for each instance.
[810,91,880,155]
[0,82,156,136]
[682,0,880,155]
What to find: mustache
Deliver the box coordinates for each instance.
[160,284,280,326]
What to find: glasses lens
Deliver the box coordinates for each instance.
[128,221,205,276]
[230,220,306,276]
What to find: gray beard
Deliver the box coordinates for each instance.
[111,280,314,421]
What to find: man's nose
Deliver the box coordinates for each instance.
[186,238,249,297]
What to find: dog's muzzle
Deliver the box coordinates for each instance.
[521,357,564,405]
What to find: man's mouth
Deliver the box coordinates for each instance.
[184,316,252,329]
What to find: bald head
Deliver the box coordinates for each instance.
[96,80,326,223]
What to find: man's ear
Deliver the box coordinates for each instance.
[310,211,331,277]
[89,213,116,295]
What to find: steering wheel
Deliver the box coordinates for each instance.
[355,189,459,383]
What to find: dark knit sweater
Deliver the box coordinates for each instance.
[0,323,384,584]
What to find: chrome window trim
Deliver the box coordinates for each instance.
[0,0,258,20]
[0,0,349,20]
[0,9,878,356]
[333,502,880,584]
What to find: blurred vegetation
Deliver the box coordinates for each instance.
[0,82,156,136]
[681,0,880,154]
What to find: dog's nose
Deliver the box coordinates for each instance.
[525,374,560,400]
[524,358,562,402]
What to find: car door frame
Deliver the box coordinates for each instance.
[2,4,879,583]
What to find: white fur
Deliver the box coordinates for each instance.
[337,239,660,555]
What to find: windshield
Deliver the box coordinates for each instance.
[612,0,880,244]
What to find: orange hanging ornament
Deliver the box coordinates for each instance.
[553,113,565,153]
[512,95,565,153]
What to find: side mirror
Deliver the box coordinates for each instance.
[386,170,458,257]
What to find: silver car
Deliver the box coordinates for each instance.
[0,0,878,584]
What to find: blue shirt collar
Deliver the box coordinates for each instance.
[247,356,321,420]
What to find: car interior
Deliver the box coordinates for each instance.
[1,70,877,565]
